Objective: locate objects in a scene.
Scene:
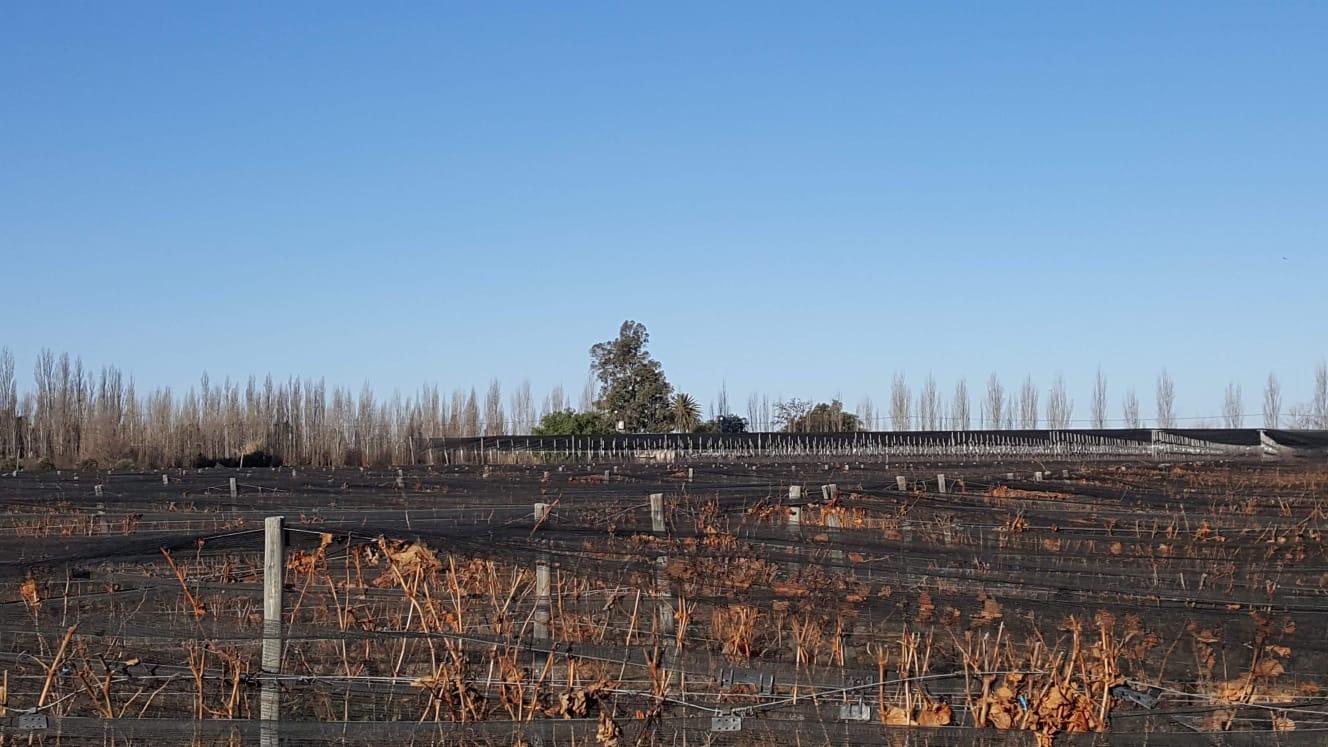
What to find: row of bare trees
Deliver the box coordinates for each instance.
[0,348,598,469]
[2,347,1326,468]
[848,367,1328,431]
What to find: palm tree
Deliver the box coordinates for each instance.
[671,393,700,432]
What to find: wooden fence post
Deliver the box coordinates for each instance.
[644,494,675,640]
[533,503,551,641]
[649,493,665,534]
[261,516,285,747]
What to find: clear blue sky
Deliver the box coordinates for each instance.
[3,2,1325,422]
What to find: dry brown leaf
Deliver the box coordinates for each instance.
[987,705,1014,729]
[916,591,935,623]
[976,595,1003,623]
[880,704,914,726]
[915,702,952,726]
[596,711,622,746]
[1253,659,1285,679]
[19,576,40,611]
[1216,675,1254,702]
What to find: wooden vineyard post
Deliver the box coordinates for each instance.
[261,516,285,747]
[896,475,907,491]
[937,473,947,494]
[533,502,551,641]
[787,488,803,577]
[826,508,844,564]
[649,493,666,534]
[649,494,675,638]
[230,477,238,499]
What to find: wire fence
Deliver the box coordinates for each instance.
[1,459,1325,744]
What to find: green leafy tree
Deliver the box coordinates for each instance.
[779,399,860,432]
[531,409,614,436]
[695,414,748,433]
[589,321,673,432]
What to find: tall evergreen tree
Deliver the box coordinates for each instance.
[589,321,674,432]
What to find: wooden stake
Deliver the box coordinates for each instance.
[261,516,284,746]
[649,493,665,534]
[533,503,550,641]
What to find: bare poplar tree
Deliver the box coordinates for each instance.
[1003,392,1016,430]
[951,378,970,430]
[1222,382,1243,428]
[546,384,566,416]
[1314,363,1328,429]
[890,373,911,431]
[1018,375,1039,429]
[856,396,875,432]
[510,379,534,435]
[1262,373,1281,428]
[482,380,504,436]
[1122,388,1141,428]
[983,374,1005,429]
[917,373,940,430]
[0,348,15,461]
[1046,372,1072,429]
[1155,370,1176,428]
[747,393,761,432]
[461,388,480,437]
[1091,368,1107,429]
[579,375,597,414]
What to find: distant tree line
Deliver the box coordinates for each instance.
[1,338,1325,470]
